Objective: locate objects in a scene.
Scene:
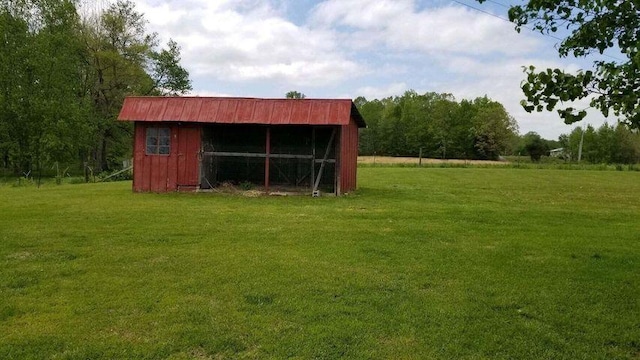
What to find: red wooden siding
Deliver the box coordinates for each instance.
[121,96,365,194]
[132,124,147,191]
[339,119,360,194]
[176,127,200,189]
[132,123,200,192]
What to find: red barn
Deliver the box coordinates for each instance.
[117,96,366,195]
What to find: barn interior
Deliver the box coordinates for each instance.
[200,124,337,193]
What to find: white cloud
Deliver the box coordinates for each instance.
[311,0,414,29]
[355,82,408,99]
[137,0,362,86]
[188,89,234,97]
[128,0,601,138]
[432,55,609,138]
[311,0,541,56]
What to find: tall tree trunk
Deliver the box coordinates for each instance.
[100,135,108,171]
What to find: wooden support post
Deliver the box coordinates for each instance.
[313,128,336,194]
[419,147,423,166]
[311,128,316,190]
[265,126,270,192]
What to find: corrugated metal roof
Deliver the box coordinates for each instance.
[118,96,366,128]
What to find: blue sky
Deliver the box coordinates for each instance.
[126,0,614,139]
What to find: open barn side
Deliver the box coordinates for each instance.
[118,97,366,195]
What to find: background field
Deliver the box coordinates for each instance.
[1,168,639,359]
[357,156,507,165]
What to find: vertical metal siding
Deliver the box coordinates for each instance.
[177,128,188,186]
[177,126,201,188]
[186,128,200,185]
[167,132,178,191]
[339,119,359,193]
[154,153,169,192]
[132,122,200,192]
[133,124,146,192]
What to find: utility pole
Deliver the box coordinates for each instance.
[577,127,585,162]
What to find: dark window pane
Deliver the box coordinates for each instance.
[147,136,158,147]
[146,127,170,155]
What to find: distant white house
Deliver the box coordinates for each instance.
[549,148,566,158]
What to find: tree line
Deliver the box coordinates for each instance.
[3,0,638,179]
[355,91,519,160]
[503,124,640,164]
[558,124,640,164]
[0,0,191,177]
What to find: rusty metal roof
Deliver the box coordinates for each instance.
[118,96,366,128]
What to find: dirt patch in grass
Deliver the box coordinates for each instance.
[199,182,306,197]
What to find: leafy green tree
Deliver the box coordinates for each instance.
[150,39,193,96]
[469,97,519,160]
[594,123,616,163]
[83,0,156,171]
[355,97,384,155]
[285,91,306,99]
[84,0,191,171]
[478,0,640,127]
[522,132,549,162]
[0,0,89,177]
[428,95,459,159]
[378,96,406,156]
[612,123,640,164]
[33,0,90,176]
[397,91,442,157]
[0,0,191,175]
[355,91,519,160]
[0,6,29,172]
[560,123,640,164]
[580,125,598,162]
[558,133,571,159]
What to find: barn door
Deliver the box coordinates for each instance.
[176,127,201,189]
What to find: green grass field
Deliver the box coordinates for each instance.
[1,168,639,359]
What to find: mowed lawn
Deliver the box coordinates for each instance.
[1,168,639,359]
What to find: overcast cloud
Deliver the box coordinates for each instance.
[121,0,611,139]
